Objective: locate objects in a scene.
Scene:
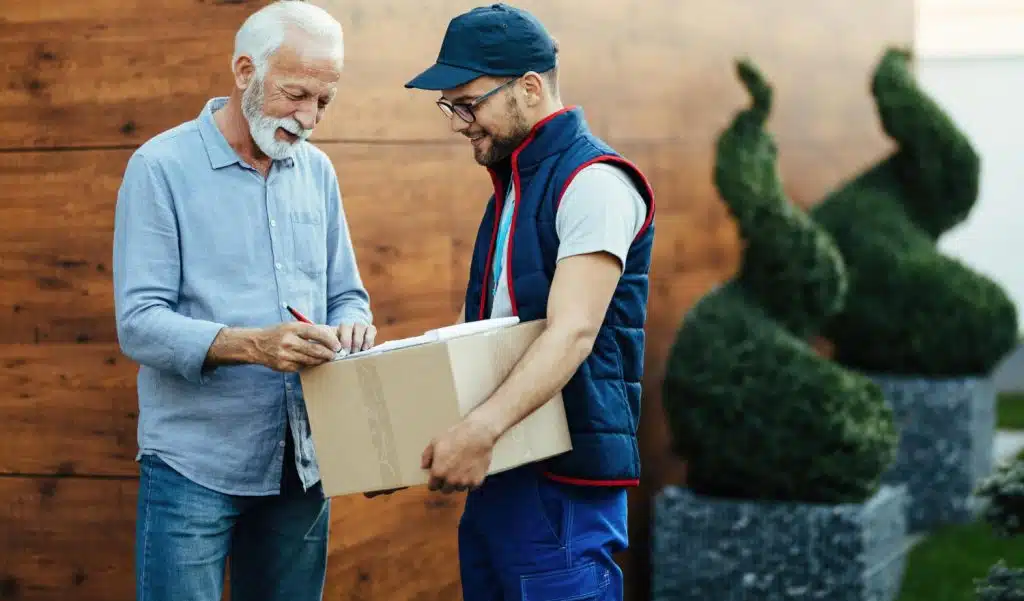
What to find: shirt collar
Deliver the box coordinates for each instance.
[196,97,296,170]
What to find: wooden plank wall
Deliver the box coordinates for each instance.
[0,1,912,600]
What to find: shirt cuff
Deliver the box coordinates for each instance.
[177,320,229,385]
[328,309,372,327]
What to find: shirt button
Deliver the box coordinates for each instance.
[279,440,286,448]
[275,263,282,270]
[270,219,276,227]
[281,302,287,308]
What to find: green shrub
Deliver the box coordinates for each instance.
[977,459,1024,538]
[974,561,1024,601]
[809,48,1018,377]
[974,459,1024,600]
[661,59,898,505]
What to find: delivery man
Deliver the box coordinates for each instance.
[404,4,656,600]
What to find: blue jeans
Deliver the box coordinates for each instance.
[458,466,629,601]
[135,434,329,601]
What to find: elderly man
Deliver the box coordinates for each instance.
[112,2,373,600]
[404,3,655,601]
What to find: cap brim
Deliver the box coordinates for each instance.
[404,62,484,90]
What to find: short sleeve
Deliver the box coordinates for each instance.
[554,163,648,269]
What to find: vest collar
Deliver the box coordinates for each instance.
[486,106,588,185]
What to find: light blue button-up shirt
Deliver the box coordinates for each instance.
[112,97,372,496]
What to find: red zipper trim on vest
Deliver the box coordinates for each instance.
[483,106,577,319]
[505,151,524,317]
[478,169,505,320]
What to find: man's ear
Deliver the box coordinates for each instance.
[519,71,545,107]
[232,56,257,91]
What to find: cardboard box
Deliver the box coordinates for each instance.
[299,318,573,497]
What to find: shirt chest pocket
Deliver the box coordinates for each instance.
[289,210,327,277]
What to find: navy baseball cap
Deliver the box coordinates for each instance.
[404,3,557,91]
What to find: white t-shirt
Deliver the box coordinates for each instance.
[488,162,648,318]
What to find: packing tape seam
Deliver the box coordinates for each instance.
[355,362,402,488]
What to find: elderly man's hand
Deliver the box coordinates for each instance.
[248,322,341,372]
[336,322,377,355]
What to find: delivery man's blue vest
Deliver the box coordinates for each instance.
[463,107,655,486]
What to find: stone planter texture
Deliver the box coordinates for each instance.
[871,374,996,532]
[651,485,910,601]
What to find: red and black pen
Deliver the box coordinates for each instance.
[285,305,313,324]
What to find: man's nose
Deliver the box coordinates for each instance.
[450,114,470,134]
[295,101,318,130]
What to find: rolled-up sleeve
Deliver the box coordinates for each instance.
[112,151,227,384]
[323,165,373,327]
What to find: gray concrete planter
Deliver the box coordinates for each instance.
[651,485,910,601]
[870,374,997,532]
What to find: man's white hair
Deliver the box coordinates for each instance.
[233,1,344,77]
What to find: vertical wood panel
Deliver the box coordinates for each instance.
[0,0,914,599]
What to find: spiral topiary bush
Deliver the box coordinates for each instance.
[661,59,899,505]
[809,48,1018,377]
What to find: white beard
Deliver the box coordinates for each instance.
[242,75,313,160]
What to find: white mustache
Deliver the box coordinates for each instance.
[278,119,313,139]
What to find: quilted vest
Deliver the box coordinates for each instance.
[463,106,655,486]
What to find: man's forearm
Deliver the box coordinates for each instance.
[205,327,260,367]
[469,323,594,440]
[116,305,230,384]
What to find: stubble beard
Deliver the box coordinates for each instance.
[474,97,532,167]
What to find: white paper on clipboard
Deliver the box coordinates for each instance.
[334,317,521,360]
[425,316,520,341]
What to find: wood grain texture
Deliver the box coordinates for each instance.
[0,478,464,601]
[0,344,138,477]
[315,0,911,147]
[0,477,136,601]
[325,491,464,601]
[0,149,125,345]
[0,0,909,150]
[0,0,273,150]
[0,143,491,346]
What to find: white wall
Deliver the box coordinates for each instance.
[914,0,1024,387]
[915,0,1024,59]
[917,57,1024,330]
[914,0,1024,334]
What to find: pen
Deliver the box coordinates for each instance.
[286,305,313,324]
[287,304,348,359]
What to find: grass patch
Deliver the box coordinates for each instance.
[897,519,1024,601]
[998,391,1024,430]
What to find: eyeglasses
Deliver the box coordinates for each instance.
[436,78,519,123]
